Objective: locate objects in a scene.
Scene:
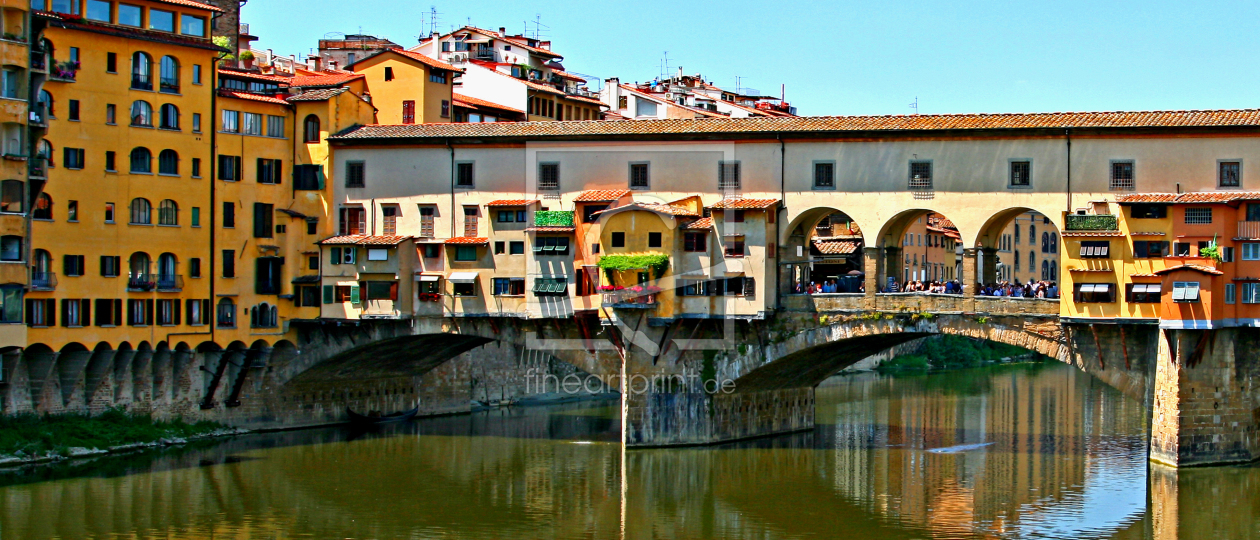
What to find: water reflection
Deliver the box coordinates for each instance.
[2,365,1259,539]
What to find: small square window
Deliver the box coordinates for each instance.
[1110,161,1135,191]
[611,232,625,248]
[1220,161,1241,188]
[1010,160,1031,187]
[814,161,834,189]
[648,232,662,248]
[629,162,649,189]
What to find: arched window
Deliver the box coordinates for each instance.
[216,298,236,328]
[1029,224,1036,245]
[250,302,277,328]
[1029,251,1036,272]
[159,56,179,92]
[130,147,151,173]
[303,114,320,143]
[1041,232,1050,253]
[33,193,52,220]
[158,199,177,225]
[1041,259,1049,281]
[32,249,51,273]
[37,89,52,120]
[157,253,177,286]
[131,52,153,90]
[158,149,178,175]
[1050,233,1059,253]
[1014,224,1021,245]
[1013,250,1020,272]
[38,139,53,167]
[0,180,21,213]
[1050,260,1057,281]
[130,100,152,126]
[129,197,151,224]
[159,103,179,130]
[129,252,150,279]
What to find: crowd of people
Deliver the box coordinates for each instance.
[791,278,1060,298]
[794,279,861,294]
[977,280,1059,298]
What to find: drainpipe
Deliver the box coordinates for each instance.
[447,138,456,237]
[1065,129,1072,215]
[208,54,219,343]
[776,135,785,310]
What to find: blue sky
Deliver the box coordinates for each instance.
[243,0,1260,117]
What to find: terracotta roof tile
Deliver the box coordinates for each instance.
[1130,273,1160,277]
[1155,264,1224,276]
[288,87,350,102]
[1129,231,1166,236]
[381,48,461,72]
[218,90,289,105]
[152,0,223,11]
[329,109,1260,142]
[1117,191,1260,204]
[290,72,365,87]
[40,14,225,52]
[708,198,780,210]
[452,93,525,114]
[813,239,859,255]
[319,235,410,245]
[574,189,630,202]
[444,237,489,245]
[217,68,292,83]
[485,199,537,207]
[680,217,713,230]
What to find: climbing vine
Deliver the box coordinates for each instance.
[598,254,670,281]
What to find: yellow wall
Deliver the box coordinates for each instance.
[352,53,452,124]
[598,210,678,318]
[1059,202,1170,320]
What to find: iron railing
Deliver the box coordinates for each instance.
[156,274,183,291]
[30,271,55,291]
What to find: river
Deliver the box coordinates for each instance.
[1,362,1258,539]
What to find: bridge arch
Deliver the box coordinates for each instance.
[973,207,1063,286]
[781,206,868,294]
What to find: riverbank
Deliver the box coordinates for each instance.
[0,409,247,467]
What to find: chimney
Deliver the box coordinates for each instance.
[328,59,338,71]
[498,27,505,35]
[604,77,620,109]
[677,66,683,79]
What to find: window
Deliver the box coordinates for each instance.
[1184,207,1212,224]
[648,232,662,248]
[532,277,567,297]
[1243,243,1260,261]
[1,68,17,99]
[130,51,151,89]
[189,258,201,278]
[1128,204,1167,219]
[149,8,174,31]
[63,148,84,170]
[1009,160,1031,187]
[303,114,320,142]
[221,202,236,228]
[293,165,323,190]
[216,298,235,328]
[181,14,206,37]
[257,158,282,184]
[718,161,741,190]
[909,161,932,190]
[221,110,239,133]
[430,70,448,84]
[1110,161,1135,191]
[1222,246,1235,263]
[455,245,477,261]
[630,163,650,189]
[0,180,20,213]
[25,299,54,327]
[155,299,178,326]
[533,237,570,255]
[1220,161,1241,187]
[217,155,241,181]
[384,66,394,81]
[422,244,440,258]
[539,163,559,191]
[266,115,285,138]
[583,204,608,223]
[382,206,398,236]
[158,149,178,175]
[339,206,365,235]
[220,249,235,278]
[455,162,474,187]
[684,232,707,252]
[68,100,79,121]
[106,104,116,125]
[493,278,525,296]
[345,161,365,188]
[106,52,117,73]
[159,103,178,129]
[418,206,435,237]
[510,241,525,255]
[158,199,177,225]
[63,254,85,277]
[128,198,151,224]
[1171,281,1201,303]
[51,0,81,14]
[1243,283,1260,304]
[1074,283,1115,303]
[62,299,89,327]
[611,232,625,248]
[241,112,262,136]
[497,210,523,223]
[0,235,19,261]
[635,96,657,117]
[441,100,450,118]
[253,203,273,238]
[725,236,746,258]
[1079,241,1110,258]
[127,147,151,174]
[92,298,121,327]
[463,206,478,237]
[85,0,110,22]
[159,56,178,92]
[255,257,282,294]
[130,100,152,126]
[31,193,51,220]
[104,202,115,223]
[1133,241,1169,258]
[191,113,201,132]
[814,161,835,189]
[402,100,415,124]
[453,281,475,297]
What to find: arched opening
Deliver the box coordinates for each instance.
[782,207,868,294]
[159,103,178,130]
[216,298,235,328]
[157,252,177,289]
[157,198,177,225]
[128,252,151,289]
[32,192,51,220]
[303,114,320,143]
[130,100,152,127]
[873,209,964,293]
[159,55,179,92]
[129,147,151,174]
[131,51,152,90]
[31,249,51,289]
[129,197,151,224]
[974,208,1062,298]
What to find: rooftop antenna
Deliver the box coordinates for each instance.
[909,96,919,115]
[658,51,673,81]
[418,6,442,40]
[527,13,549,40]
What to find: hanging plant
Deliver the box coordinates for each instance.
[597,254,670,280]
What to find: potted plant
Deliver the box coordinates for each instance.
[239,50,255,69]
[1199,235,1222,264]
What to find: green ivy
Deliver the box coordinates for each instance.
[533,211,574,227]
[1064,214,1118,231]
[598,254,670,280]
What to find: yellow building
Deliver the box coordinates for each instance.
[348,48,459,125]
[0,0,31,349]
[1059,201,1169,321]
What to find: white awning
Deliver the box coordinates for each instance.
[418,275,441,282]
[448,272,479,283]
[1135,284,1162,294]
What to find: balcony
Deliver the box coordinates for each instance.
[1238,221,1260,240]
[1065,214,1118,231]
[30,271,55,291]
[131,75,152,91]
[127,273,156,292]
[156,274,183,292]
[28,102,45,126]
[50,61,78,82]
[473,48,495,61]
[29,50,45,72]
[601,287,659,309]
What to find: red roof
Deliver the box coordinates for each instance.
[452,93,524,114]
[485,199,537,207]
[813,239,860,255]
[1117,191,1260,204]
[709,198,780,210]
[217,90,289,105]
[1155,264,1224,276]
[290,72,365,87]
[375,48,461,72]
[319,235,410,245]
[680,217,713,230]
[217,68,291,83]
[444,237,489,245]
[574,190,630,202]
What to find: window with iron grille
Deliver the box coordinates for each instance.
[1009,160,1031,187]
[1184,207,1212,224]
[813,161,834,189]
[718,162,741,191]
[345,161,365,188]
[1110,161,1135,191]
[1220,161,1241,187]
[629,162,649,189]
[456,162,474,187]
[909,161,932,190]
[538,163,559,191]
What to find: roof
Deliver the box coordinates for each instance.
[597,202,700,218]
[352,47,461,72]
[151,0,223,11]
[813,239,860,255]
[444,237,489,245]
[1062,231,1126,237]
[329,109,1260,142]
[680,217,713,230]
[574,190,630,202]
[1155,264,1224,276]
[218,90,289,106]
[420,26,562,59]
[1117,191,1260,204]
[38,13,227,52]
[290,72,365,88]
[525,226,576,233]
[319,235,410,246]
[550,70,587,82]
[452,93,525,114]
[217,68,291,84]
[288,87,350,102]
[708,198,780,210]
[485,199,537,207]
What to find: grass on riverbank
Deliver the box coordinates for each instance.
[877,335,1046,374]
[0,409,226,457]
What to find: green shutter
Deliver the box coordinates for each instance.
[331,247,341,265]
[349,284,360,304]
[316,167,326,189]
[532,279,546,294]
[323,285,333,304]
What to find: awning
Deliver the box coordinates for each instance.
[449,272,479,283]
[418,275,442,282]
[1133,284,1161,293]
[1080,284,1111,293]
